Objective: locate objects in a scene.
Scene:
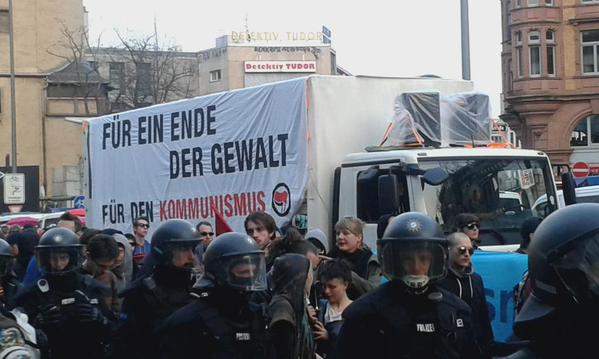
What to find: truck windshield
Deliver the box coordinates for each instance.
[419,157,558,246]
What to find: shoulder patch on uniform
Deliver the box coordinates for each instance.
[456,318,464,327]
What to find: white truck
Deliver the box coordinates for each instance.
[83,75,560,250]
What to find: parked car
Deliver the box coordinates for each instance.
[532,185,599,218]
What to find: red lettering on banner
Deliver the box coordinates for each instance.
[160,201,168,220]
[257,191,266,211]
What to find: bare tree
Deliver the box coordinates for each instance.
[47,22,109,115]
[108,28,197,110]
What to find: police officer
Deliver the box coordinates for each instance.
[336,212,478,359]
[510,203,599,358]
[0,239,20,309]
[157,232,270,358]
[0,238,41,358]
[114,219,200,359]
[15,228,113,359]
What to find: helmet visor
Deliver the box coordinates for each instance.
[218,253,267,291]
[37,247,82,275]
[552,232,599,299]
[379,241,447,283]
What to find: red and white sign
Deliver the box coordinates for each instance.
[245,61,316,73]
[572,161,590,179]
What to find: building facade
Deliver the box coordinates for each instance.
[0,0,92,211]
[197,34,345,96]
[501,0,599,169]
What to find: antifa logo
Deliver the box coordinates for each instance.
[271,183,291,217]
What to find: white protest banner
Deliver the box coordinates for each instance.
[86,78,309,235]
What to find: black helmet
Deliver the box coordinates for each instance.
[515,203,599,327]
[203,232,267,291]
[36,228,83,275]
[378,212,448,292]
[0,239,13,277]
[150,219,200,267]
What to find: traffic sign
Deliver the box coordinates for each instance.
[73,195,85,209]
[3,173,25,204]
[572,162,590,179]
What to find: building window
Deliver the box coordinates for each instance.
[582,0,599,4]
[109,62,124,89]
[209,69,222,82]
[0,88,3,113]
[544,0,554,5]
[547,30,556,76]
[515,0,522,7]
[582,30,599,74]
[517,48,524,78]
[135,62,152,97]
[571,115,599,146]
[0,9,8,33]
[528,0,540,6]
[529,31,541,77]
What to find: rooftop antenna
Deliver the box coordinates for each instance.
[244,13,250,42]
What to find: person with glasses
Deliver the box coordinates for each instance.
[195,221,214,247]
[438,232,494,358]
[454,213,481,248]
[131,216,152,266]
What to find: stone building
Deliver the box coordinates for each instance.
[501,0,599,169]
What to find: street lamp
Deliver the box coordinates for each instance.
[8,0,17,173]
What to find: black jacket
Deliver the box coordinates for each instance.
[113,265,195,359]
[15,272,114,359]
[327,247,381,299]
[437,266,494,357]
[336,281,478,359]
[157,285,270,359]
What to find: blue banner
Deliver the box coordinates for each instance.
[473,251,528,342]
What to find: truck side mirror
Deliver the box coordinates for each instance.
[378,174,400,215]
[422,167,449,186]
[562,172,577,206]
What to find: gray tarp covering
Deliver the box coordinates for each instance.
[384,92,491,147]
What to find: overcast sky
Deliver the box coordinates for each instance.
[83,0,502,117]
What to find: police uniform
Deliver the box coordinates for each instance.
[337,212,478,359]
[114,219,200,359]
[15,227,114,359]
[157,232,270,359]
[510,203,599,358]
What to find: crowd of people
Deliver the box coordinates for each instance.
[0,203,596,358]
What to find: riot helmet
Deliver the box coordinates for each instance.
[203,232,267,291]
[36,228,82,275]
[0,239,13,277]
[378,212,448,293]
[516,203,599,325]
[151,219,200,269]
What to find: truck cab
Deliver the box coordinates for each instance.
[335,147,559,251]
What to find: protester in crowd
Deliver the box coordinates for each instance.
[313,259,353,359]
[269,253,316,359]
[328,217,381,299]
[454,213,481,248]
[79,234,121,315]
[124,233,136,248]
[6,224,39,281]
[305,228,329,255]
[196,221,214,247]
[438,232,494,358]
[78,228,101,248]
[131,216,151,266]
[512,203,599,358]
[245,211,278,251]
[57,212,83,237]
[111,233,133,292]
[15,228,114,359]
[158,232,270,357]
[115,219,199,359]
[516,216,542,254]
[337,212,477,359]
